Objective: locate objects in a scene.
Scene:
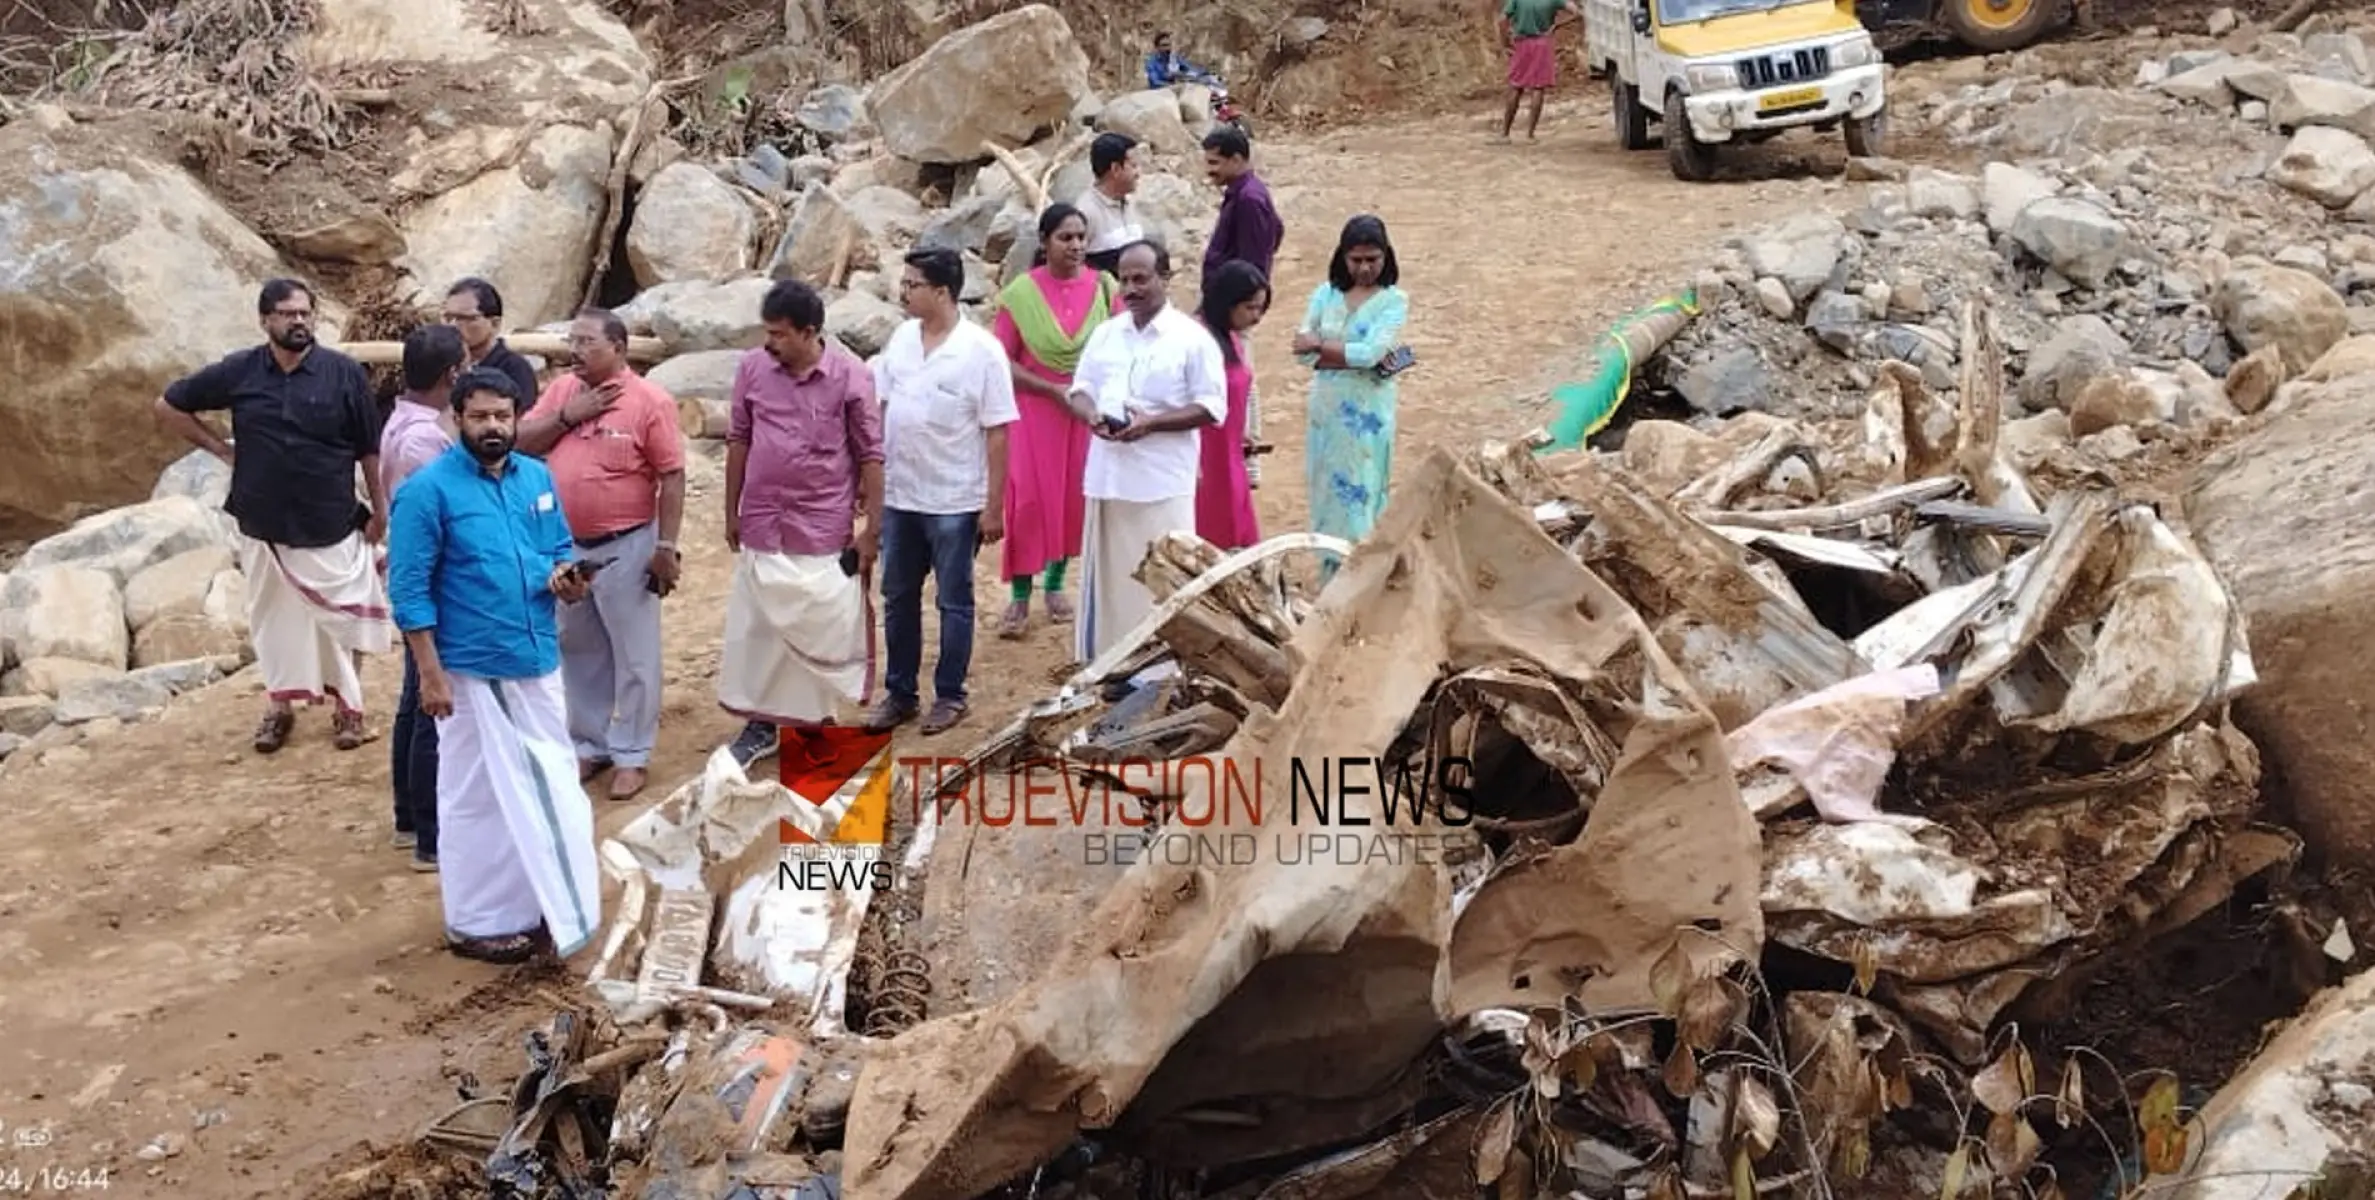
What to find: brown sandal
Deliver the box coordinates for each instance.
[921,699,968,736]
[252,708,295,754]
[332,709,366,751]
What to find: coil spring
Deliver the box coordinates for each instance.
[861,947,933,1038]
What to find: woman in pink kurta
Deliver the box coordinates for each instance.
[991,203,1117,639]
[1194,259,1272,551]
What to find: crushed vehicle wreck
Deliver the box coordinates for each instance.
[392,301,2368,1200]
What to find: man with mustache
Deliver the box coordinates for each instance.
[1062,240,1225,693]
[386,367,602,966]
[515,308,687,802]
[154,277,395,755]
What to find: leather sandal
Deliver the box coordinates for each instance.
[608,766,648,801]
[447,931,537,965]
[578,757,613,782]
[332,709,366,751]
[921,699,968,736]
[252,708,295,754]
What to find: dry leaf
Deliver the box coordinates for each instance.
[1650,938,1691,1017]
[1850,936,1879,996]
[1646,1167,1686,1200]
[1663,1040,1700,1099]
[1475,1097,1518,1185]
[1886,1069,1913,1112]
[1559,1043,1600,1095]
[1971,1042,2032,1115]
[1835,1123,1872,1179]
[1731,1146,1755,1200]
[2054,1057,2084,1129]
[2138,1074,2181,1133]
[2142,1121,2190,1177]
[1732,1076,1782,1161]
[1986,1109,2043,1178]
[1680,974,1746,1051]
[1940,1141,1970,1200]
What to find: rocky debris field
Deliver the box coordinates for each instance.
[1655,5,2375,467]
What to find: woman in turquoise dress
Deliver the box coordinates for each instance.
[1292,215,1409,562]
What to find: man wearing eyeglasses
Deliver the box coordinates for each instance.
[154,277,397,755]
[441,277,541,402]
[514,307,687,802]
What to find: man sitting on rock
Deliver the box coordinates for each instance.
[388,367,602,966]
[153,278,395,755]
[1145,31,1218,90]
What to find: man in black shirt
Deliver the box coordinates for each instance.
[442,277,543,402]
[154,278,398,755]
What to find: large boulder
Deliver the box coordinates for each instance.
[2186,373,2375,871]
[626,162,759,287]
[14,496,226,586]
[864,5,1096,165]
[0,126,338,538]
[1098,89,1199,158]
[303,0,653,326]
[0,566,128,671]
[2214,262,2351,374]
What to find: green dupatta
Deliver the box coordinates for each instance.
[997,268,1115,377]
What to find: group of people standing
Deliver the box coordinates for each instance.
[147,121,1416,968]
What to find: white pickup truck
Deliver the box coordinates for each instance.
[1584,0,1891,181]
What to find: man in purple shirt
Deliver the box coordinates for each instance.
[381,323,464,872]
[719,279,886,770]
[1201,125,1283,292]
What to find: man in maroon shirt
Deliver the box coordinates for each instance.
[718,279,886,769]
[1201,125,1284,293]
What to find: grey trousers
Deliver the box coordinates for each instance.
[558,521,663,768]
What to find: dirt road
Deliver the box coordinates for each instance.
[0,102,1861,1194]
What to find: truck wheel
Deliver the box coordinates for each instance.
[1844,107,1887,158]
[1612,76,1651,150]
[1942,0,2058,52]
[1664,90,1716,181]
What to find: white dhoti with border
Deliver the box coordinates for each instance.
[237,531,394,711]
[1076,494,1197,665]
[718,549,875,727]
[435,669,602,955]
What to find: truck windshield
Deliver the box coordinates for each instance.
[1655,0,1804,23]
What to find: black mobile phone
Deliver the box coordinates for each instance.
[570,556,614,580]
[1101,414,1129,435]
[839,547,860,577]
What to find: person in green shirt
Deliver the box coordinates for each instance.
[1500,0,1584,141]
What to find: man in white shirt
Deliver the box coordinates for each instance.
[1064,239,1227,679]
[864,245,1020,736]
[1074,133,1145,276]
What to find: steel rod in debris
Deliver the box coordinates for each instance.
[1703,476,1964,531]
[1913,500,2053,539]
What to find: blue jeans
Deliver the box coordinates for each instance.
[880,508,980,708]
[391,646,439,860]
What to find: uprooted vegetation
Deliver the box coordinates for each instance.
[326,298,2370,1200]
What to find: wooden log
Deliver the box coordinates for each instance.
[678,396,730,439]
[331,333,668,365]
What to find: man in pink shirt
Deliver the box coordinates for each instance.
[380,324,464,872]
[718,280,885,770]
[515,308,688,801]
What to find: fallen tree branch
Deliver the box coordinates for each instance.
[982,140,1048,212]
[2272,0,2331,32]
[581,75,700,310]
[332,333,667,365]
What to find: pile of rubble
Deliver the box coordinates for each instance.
[1657,6,2375,471]
[378,301,2375,1200]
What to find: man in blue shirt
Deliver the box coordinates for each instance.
[1144,31,1217,89]
[387,367,603,966]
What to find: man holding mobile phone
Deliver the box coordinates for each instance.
[386,367,602,966]
[515,308,687,801]
[1062,240,1225,692]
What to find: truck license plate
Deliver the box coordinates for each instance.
[1759,86,1823,111]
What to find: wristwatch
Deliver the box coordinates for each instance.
[656,540,679,555]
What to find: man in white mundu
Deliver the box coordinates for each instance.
[1064,240,1227,680]
[388,368,602,965]
[154,278,396,755]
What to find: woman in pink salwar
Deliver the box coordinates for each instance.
[1194,259,1271,551]
[991,203,1117,638]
